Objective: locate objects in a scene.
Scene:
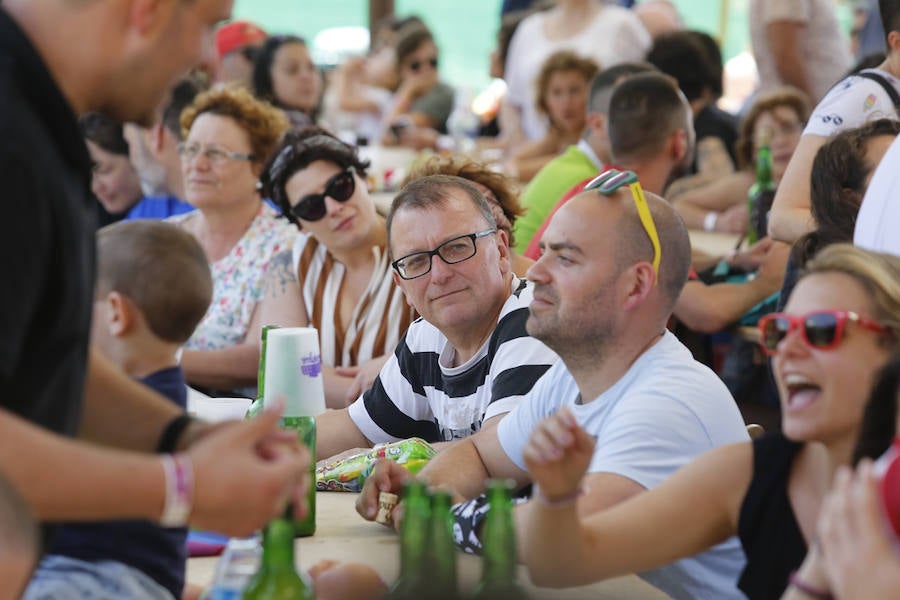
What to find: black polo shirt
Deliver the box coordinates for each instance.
[0,8,95,436]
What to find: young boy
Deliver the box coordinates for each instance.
[25,220,212,599]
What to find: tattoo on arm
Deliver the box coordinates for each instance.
[265,250,297,297]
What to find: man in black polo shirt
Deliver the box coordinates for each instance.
[0,0,308,588]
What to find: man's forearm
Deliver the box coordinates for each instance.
[81,348,182,452]
[1,407,165,522]
[418,438,493,500]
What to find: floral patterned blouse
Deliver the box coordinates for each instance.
[170,203,298,351]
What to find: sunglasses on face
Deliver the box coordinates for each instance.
[409,57,438,72]
[583,168,661,282]
[289,168,356,222]
[757,309,891,355]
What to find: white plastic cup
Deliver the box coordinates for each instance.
[263,327,326,417]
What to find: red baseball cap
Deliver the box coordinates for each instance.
[215,20,268,59]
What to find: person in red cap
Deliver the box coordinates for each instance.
[215,19,268,88]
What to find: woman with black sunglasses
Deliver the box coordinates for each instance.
[380,23,454,150]
[259,127,416,409]
[517,243,900,599]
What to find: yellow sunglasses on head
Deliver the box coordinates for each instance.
[583,168,661,282]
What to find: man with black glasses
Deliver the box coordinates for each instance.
[317,175,558,459]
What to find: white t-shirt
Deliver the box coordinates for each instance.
[504,6,650,141]
[498,331,748,600]
[749,0,851,102]
[855,134,900,255]
[803,69,900,138]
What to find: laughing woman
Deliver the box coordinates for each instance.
[171,86,296,395]
[521,244,900,599]
[259,128,415,408]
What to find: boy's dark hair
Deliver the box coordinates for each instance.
[96,221,212,344]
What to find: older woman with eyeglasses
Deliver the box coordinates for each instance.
[258,127,415,408]
[170,86,296,396]
[519,243,900,599]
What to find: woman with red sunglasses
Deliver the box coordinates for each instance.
[258,127,415,409]
[518,243,900,599]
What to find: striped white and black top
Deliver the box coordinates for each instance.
[347,278,558,444]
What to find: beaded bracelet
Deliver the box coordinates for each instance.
[159,453,193,528]
[788,570,834,600]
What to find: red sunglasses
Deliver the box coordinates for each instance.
[758,309,890,355]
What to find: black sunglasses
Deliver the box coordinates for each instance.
[409,57,438,72]
[290,168,356,222]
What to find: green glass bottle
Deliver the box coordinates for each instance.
[747,129,775,245]
[246,325,279,420]
[386,480,432,599]
[470,480,529,600]
[427,490,461,600]
[282,416,316,537]
[242,508,314,600]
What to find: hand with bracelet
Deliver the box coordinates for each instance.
[522,407,595,505]
[159,401,311,536]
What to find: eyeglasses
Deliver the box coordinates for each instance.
[757,310,891,356]
[409,57,438,72]
[290,168,356,222]
[392,229,496,280]
[584,168,661,282]
[177,142,254,165]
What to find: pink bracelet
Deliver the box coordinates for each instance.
[534,485,584,507]
[159,453,193,528]
[788,570,833,600]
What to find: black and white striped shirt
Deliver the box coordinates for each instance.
[347,278,558,444]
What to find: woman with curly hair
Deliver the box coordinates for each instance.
[171,85,297,396]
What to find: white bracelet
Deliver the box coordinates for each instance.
[159,453,193,528]
[703,211,718,232]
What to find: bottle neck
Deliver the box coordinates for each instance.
[398,490,431,577]
[756,146,773,186]
[481,494,517,582]
[261,518,296,571]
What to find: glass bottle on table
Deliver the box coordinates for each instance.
[386,480,432,599]
[746,128,775,245]
[242,507,314,599]
[470,480,530,600]
[246,325,279,419]
[427,490,461,600]
[264,327,326,537]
